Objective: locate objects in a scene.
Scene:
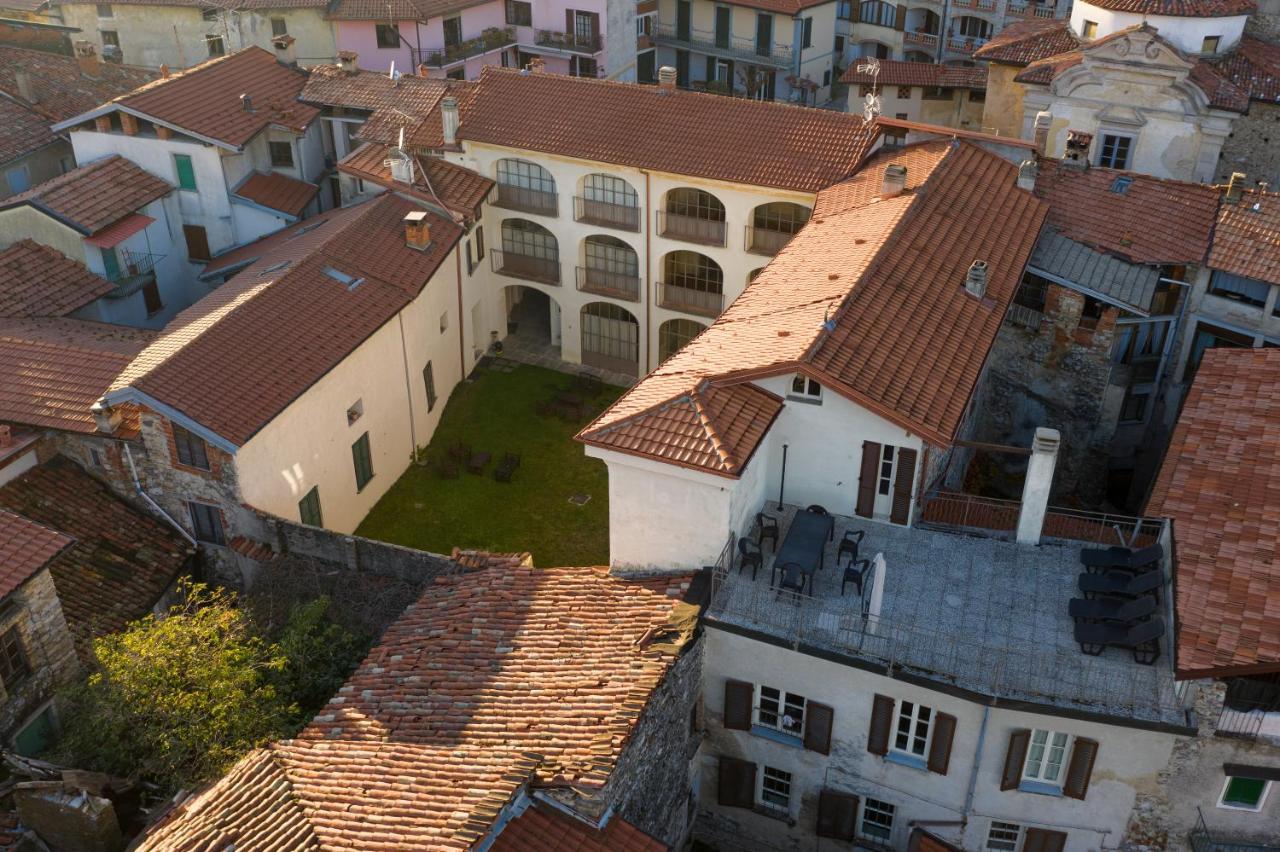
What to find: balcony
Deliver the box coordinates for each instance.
[637,33,654,50]
[104,250,163,298]
[491,249,560,285]
[493,183,558,216]
[656,281,723,317]
[534,29,601,54]
[576,266,641,302]
[657,211,727,247]
[1190,809,1280,852]
[1005,2,1059,17]
[652,23,792,68]
[744,225,795,256]
[412,26,515,68]
[903,30,940,48]
[574,196,641,232]
[951,0,997,11]
[945,35,988,54]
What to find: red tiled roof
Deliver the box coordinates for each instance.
[1,155,171,235]
[458,68,878,193]
[1188,60,1250,111]
[1080,0,1254,16]
[110,194,461,445]
[1015,50,1083,84]
[233,171,319,218]
[0,510,70,601]
[842,59,987,89]
[84,47,318,148]
[59,0,329,6]
[1212,36,1280,103]
[0,455,192,657]
[0,97,57,165]
[0,317,155,434]
[491,803,666,852]
[0,45,154,124]
[973,18,1079,65]
[301,64,454,145]
[339,142,494,218]
[581,141,1049,469]
[1033,159,1220,264]
[1148,347,1280,678]
[0,240,112,318]
[1209,189,1280,286]
[138,564,693,851]
[326,0,487,20]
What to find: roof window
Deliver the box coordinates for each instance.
[323,266,364,290]
[259,261,291,276]
[1110,176,1133,194]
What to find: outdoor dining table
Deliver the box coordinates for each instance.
[771,509,836,592]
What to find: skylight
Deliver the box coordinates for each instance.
[323,266,364,289]
[1110,176,1134,194]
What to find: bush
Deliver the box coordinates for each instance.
[265,596,366,727]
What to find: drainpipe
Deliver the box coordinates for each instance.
[123,442,197,545]
[643,169,652,372]
[397,312,419,458]
[937,0,951,63]
[777,443,788,510]
[963,705,990,826]
[455,241,466,375]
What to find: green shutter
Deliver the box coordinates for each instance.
[352,433,373,490]
[299,486,323,526]
[100,247,120,280]
[174,154,196,191]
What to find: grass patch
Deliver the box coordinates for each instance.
[355,362,623,566]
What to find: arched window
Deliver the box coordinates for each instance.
[497,218,559,283]
[859,0,897,27]
[581,302,640,376]
[954,16,992,39]
[495,158,558,215]
[662,188,727,245]
[658,318,706,363]
[659,251,724,316]
[577,173,641,230]
[579,235,640,301]
[748,202,810,255]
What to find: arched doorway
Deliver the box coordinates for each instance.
[580,302,640,377]
[503,284,562,353]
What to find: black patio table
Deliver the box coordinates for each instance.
[771,509,835,592]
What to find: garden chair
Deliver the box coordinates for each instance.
[1068,594,1156,624]
[737,538,763,581]
[756,513,779,552]
[1073,617,1164,664]
[838,530,864,567]
[777,562,806,597]
[1078,568,1162,601]
[447,441,471,461]
[806,504,828,515]
[493,453,521,483]
[1080,543,1162,574]
[841,558,871,598]
[436,457,459,479]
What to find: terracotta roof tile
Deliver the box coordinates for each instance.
[0,240,112,318]
[458,68,877,193]
[0,510,70,601]
[0,317,154,434]
[301,65,457,145]
[339,142,494,218]
[138,564,693,851]
[1,155,171,235]
[0,456,192,657]
[973,18,1079,66]
[1014,50,1083,84]
[233,171,319,218]
[326,0,487,20]
[110,194,461,445]
[1209,189,1280,286]
[0,97,57,165]
[0,45,154,124]
[60,0,329,6]
[1032,159,1220,264]
[1081,0,1254,15]
[1148,347,1280,677]
[1212,36,1280,103]
[1189,59,1250,111]
[842,59,986,89]
[491,803,666,852]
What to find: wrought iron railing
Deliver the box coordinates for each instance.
[491,249,560,285]
[744,225,796,256]
[945,36,989,53]
[951,0,997,10]
[653,22,792,66]
[534,28,601,53]
[104,250,163,297]
[657,210,727,247]
[412,26,515,67]
[918,490,1164,547]
[576,266,641,302]
[1190,807,1280,852]
[574,196,641,231]
[493,183,558,216]
[657,281,724,317]
[1007,302,1045,330]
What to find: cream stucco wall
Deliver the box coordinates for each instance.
[0,141,72,200]
[981,62,1028,137]
[0,205,85,257]
[1070,0,1248,55]
[852,83,986,129]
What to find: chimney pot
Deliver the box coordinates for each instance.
[74,40,100,77]
[1032,110,1051,157]
[440,95,459,147]
[527,57,545,74]
[965,259,989,298]
[1017,158,1038,192]
[1225,171,1247,205]
[240,93,253,112]
[404,210,431,250]
[159,63,170,78]
[657,65,677,91]
[89,400,121,434]
[1016,427,1061,545]
[881,163,907,199]
[338,50,359,74]
[1063,129,1092,170]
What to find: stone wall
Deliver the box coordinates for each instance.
[0,569,78,742]
[254,512,457,584]
[1216,101,1280,188]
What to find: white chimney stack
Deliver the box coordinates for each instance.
[1017,159,1038,192]
[90,400,121,434]
[1033,111,1051,157]
[658,65,677,91]
[440,96,459,147]
[1016,428,1061,545]
[881,164,907,199]
[338,50,359,75]
[272,34,297,67]
[965,259,988,298]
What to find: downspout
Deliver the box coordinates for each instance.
[962,705,991,826]
[937,0,950,63]
[455,241,466,375]
[397,312,419,457]
[124,442,197,545]
[643,169,652,373]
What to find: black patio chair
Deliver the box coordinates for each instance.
[842,558,871,597]
[756,513,779,552]
[574,371,602,396]
[435,456,459,480]
[493,453,521,483]
[806,504,829,515]
[777,562,806,596]
[838,530,864,567]
[534,400,555,418]
[1078,569,1162,601]
[1068,594,1157,624]
[1074,616,1164,664]
[737,538,763,581]
[447,441,471,461]
[1080,543,1163,574]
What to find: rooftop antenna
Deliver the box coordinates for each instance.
[857,56,881,123]
[388,60,401,84]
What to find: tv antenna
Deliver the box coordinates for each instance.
[857,56,882,122]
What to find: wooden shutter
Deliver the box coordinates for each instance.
[717,756,755,808]
[565,7,574,34]
[1000,729,1031,790]
[183,224,211,262]
[142,279,163,315]
[867,693,894,755]
[890,447,918,525]
[927,712,957,775]
[804,701,834,755]
[587,10,600,41]
[893,3,906,29]
[856,441,881,518]
[1063,737,1098,800]
[723,680,753,731]
[1023,828,1068,852]
[815,789,858,840]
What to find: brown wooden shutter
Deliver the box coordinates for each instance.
[1063,737,1098,800]
[856,441,881,518]
[587,10,600,41]
[893,3,906,30]
[867,693,894,755]
[1000,729,1031,790]
[717,756,756,808]
[927,711,957,775]
[723,680,753,731]
[1023,828,1068,852]
[183,224,211,262]
[815,789,858,840]
[804,701,834,755]
[565,7,574,33]
[890,447,918,525]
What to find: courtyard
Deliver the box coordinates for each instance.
[355,361,623,566]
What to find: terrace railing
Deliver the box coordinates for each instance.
[491,249,560,285]
[657,281,724,317]
[494,183,558,216]
[657,210,727,247]
[413,27,515,67]
[574,196,641,231]
[576,266,641,302]
[653,22,792,66]
[918,490,1164,547]
[534,28,602,53]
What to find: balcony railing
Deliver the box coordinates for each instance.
[574,196,641,231]
[652,22,792,67]
[744,225,795,256]
[1191,808,1280,852]
[412,26,515,68]
[903,30,940,47]
[657,281,723,317]
[919,490,1164,547]
[951,0,997,11]
[493,183,558,216]
[491,249,560,285]
[534,29,601,53]
[104,250,163,297]
[1005,2,1059,17]
[576,266,641,302]
[1007,302,1044,330]
[945,36,989,54]
[657,210,727,247]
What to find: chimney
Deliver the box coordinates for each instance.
[12,67,34,104]
[1032,110,1051,157]
[528,57,545,74]
[658,65,677,91]
[1063,129,1092,170]
[0,425,10,449]
[338,50,359,75]
[881,163,907,199]
[89,400,122,435]
[1225,171,1247,205]
[964,259,988,298]
[1017,159,1038,192]
[388,151,413,184]
[159,63,170,79]
[74,41,100,78]
[440,95,459,146]
[1016,427,1061,545]
[272,34,297,67]
[404,210,431,250]
[240,93,253,112]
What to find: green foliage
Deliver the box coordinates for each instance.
[265,596,366,726]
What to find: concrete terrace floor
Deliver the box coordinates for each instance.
[712,505,1185,725]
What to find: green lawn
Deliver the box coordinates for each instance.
[355,362,623,567]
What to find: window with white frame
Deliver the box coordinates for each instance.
[756,685,805,736]
[1023,729,1070,786]
[986,821,1021,851]
[877,445,897,497]
[892,700,933,759]
[1219,775,1270,811]
[1097,134,1133,170]
[760,765,792,811]
[790,375,821,400]
[859,797,895,842]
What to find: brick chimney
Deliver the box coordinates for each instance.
[527,57,545,74]
[1017,159,1038,192]
[881,164,907,199]
[1016,427,1061,545]
[74,41,100,78]
[1032,110,1051,157]
[658,65,677,91]
[159,63,170,78]
[404,211,431,250]
[964,259,988,298]
[440,95,459,146]
[272,34,297,67]
[12,67,34,104]
[1225,171,1246,205]
[338,50,359,75]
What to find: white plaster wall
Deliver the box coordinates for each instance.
[1070,1,1248,55]
[0,206,85,257]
